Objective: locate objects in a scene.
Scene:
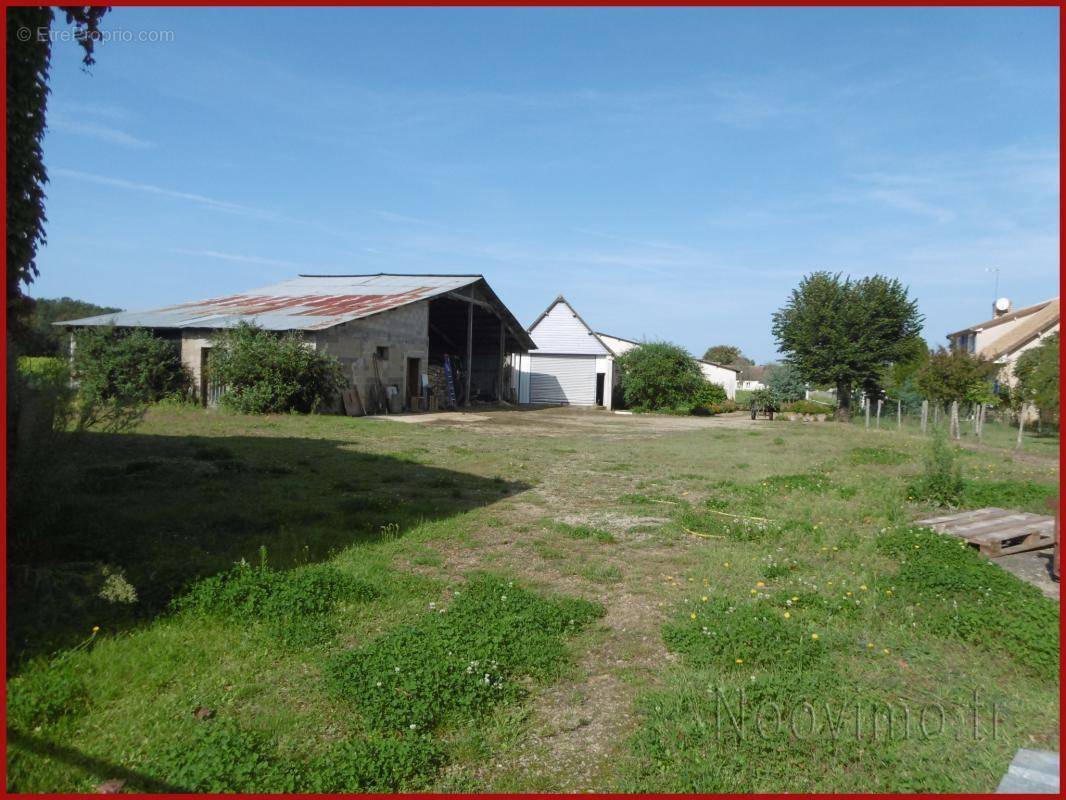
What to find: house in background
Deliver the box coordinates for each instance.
[512,295,738,408]
[57,273,535,412]
[946,296,1059,387]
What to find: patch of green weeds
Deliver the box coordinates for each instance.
[337,494,397,514]
[877,527,1059,675]
[663,597,826,671]
[907,430,962,506]
[849,446,909,465]
[579,563,623,583]
[326,574,603,734]
[961,479,1057,513]
[6,657,90,731]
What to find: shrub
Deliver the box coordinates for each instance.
[71,327,192,431]
[207,322,346,414]
[614,341,707,413]
[746,388,777,412]
[907,429,963,506]
[327,574,603,733]
[877,527,1059,674]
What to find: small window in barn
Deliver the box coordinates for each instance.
[375,346,390,361]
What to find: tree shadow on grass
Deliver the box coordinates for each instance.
[7,430,530,668]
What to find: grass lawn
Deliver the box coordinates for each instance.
[7,405,1060,792]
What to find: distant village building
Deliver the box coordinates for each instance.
[946,297,1059,387]
[512,295,738,408]
[57,274,535,412]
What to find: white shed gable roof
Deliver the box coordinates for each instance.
[527,296,609,355]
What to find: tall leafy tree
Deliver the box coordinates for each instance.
[771,271,923,419]
[915,346,999,406]
[1013,333,1059,424]
[702,344,752,366]
[7,6,109,331]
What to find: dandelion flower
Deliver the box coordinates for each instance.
[723,562,730,568]
[783,612,791,619]
[791,596,799,602]
[755,581,765,588]
[859,585,868,591]
[866,643,874,649]
[811,633,820,640]
[735,658,744,664]
[690,612,697,620]
[750,589,757,595]
[91,625,100,635]
[701,596,708,602]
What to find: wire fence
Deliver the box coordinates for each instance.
[850,395,1056,454]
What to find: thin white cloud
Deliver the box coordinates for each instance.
[172,249,305,269]
[49,114,155,149]
[867,189,956,224]
[51,168,281,220]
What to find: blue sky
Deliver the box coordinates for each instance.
[36,7,1058,361]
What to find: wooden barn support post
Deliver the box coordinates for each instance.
[464,301,473,407]
[496,317,505,402]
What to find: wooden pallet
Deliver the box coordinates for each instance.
[916,507,1056,557]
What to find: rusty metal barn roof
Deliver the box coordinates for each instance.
[55,274,488,332]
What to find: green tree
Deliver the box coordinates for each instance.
[7,6,109,332]
[915,346,999,407]
[615,341,706,413]
[765,363,806,404]
[702,344,752,367]
[1014,333,1059,425]
[71,327,192,431]
[207,322,346,414]
[771,272,923,420]
[18,296,121,356]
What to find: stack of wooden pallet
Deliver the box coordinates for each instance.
[916,507,1055,557]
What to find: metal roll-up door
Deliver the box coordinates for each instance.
[529,354,597,405]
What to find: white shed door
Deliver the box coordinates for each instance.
[529,355,597,405]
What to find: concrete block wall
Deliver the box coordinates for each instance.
[315,301,429,412]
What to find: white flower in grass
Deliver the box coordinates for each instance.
[409,723,418,730]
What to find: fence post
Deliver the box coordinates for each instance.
[897,399,902,431]
[875,398,882,429]
[1017,405,1025,449]
[865,397,870,430]
[950,400,960,439]
[920,399,928,434]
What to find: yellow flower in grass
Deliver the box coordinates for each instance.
[859,585,868,591]
[701,596,708,602]
[750,589,757,595]
[735,658,744,664]
[723,562,731,568]
[91,625,100,635]
[755,581,765,588]
[882,648,890,655]
[690,612,697,620]
[783,612,791,619]
[867,642,874,649]
[811,633,820,641]
[791,596,799,602]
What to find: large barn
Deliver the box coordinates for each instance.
[57,273,535,413]
[512,295,738,408]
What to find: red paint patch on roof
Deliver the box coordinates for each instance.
[160,287,435,317]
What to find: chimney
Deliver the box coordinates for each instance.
[993,297,1012,317]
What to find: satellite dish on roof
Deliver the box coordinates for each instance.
[994,297,1011,313]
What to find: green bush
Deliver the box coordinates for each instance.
[327,574,603,733]
[615,341,713,414]
[71,327,192,431]
[207,322,346,414]
[907,429,963,506]
[877,527,1059,674]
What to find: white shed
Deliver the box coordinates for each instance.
[512,296,739,408]
[513,296,614,407]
